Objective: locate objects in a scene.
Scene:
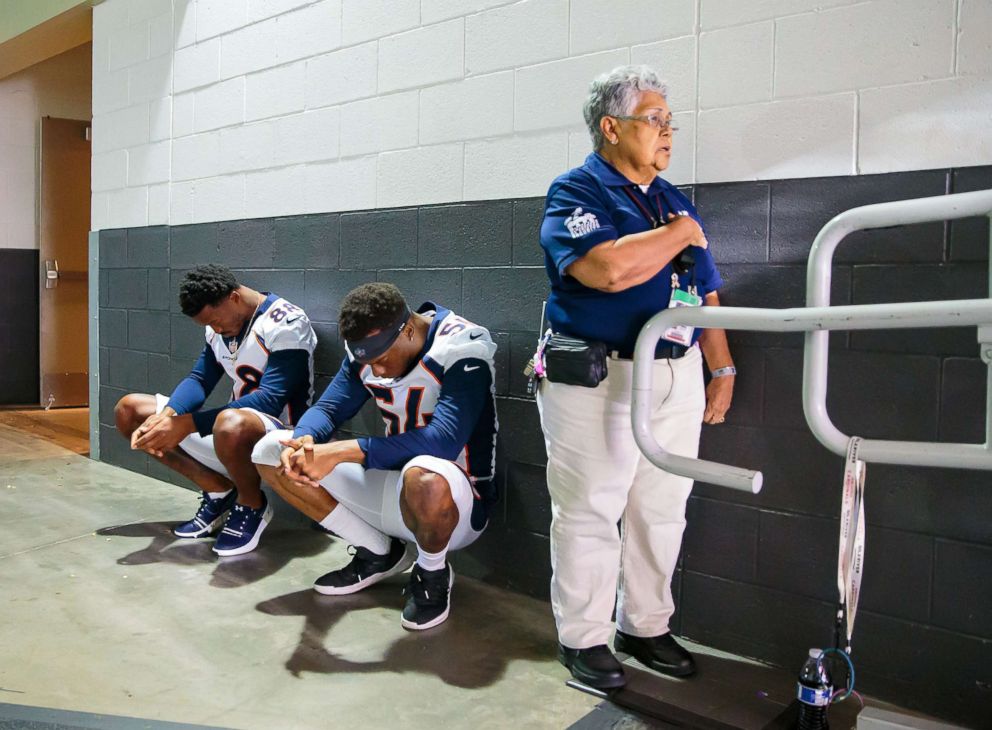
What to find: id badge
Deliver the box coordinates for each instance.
[662,288,702,345]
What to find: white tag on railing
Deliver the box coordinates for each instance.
[836,437,866,651]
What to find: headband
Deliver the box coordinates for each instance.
[346,305,411,363]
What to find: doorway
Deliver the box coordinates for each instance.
[39,115,91,409]
[0,25,92,451]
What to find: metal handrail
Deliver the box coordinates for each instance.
[631,189,992,492]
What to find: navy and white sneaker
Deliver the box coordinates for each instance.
[401,563,454,631]
[313,538,414,595]
[212,495,273,556]
[172,490,237,538]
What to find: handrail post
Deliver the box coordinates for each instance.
[802,189,992,465]
[987,211,992,450]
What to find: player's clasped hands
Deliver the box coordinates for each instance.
[131,410,188,458]
[278,435,336,488]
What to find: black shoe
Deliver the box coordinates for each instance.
[313,538,413,595]
[558,643,627,690]
[614,630,696,677]
[401,563,454,630]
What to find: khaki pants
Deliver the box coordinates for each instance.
[536,345,705,649]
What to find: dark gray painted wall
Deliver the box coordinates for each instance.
[97,166,992,727]
[0,249,39,405]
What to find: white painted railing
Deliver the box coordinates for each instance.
[631,189,992,491]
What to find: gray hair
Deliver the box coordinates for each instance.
[583,65,669,151]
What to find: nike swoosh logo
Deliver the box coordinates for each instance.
[286,314,302,323]
[464,365,481,372]
[469,332,483,340]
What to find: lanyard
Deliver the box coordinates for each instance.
[835,437,867,654]
[621,186,666,229]
[623,186,697,291]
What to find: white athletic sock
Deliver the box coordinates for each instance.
[206,489,233,500]
[320,506,390,555]
[416,545,448,572]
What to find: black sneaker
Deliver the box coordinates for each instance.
[313,538,413,595]
[401,563,454,630]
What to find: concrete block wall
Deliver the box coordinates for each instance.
[91,0,992,230]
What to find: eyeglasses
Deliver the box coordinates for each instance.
[613,113,678,133]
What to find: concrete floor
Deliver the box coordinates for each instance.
[0,420,602,730]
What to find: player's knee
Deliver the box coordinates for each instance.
[251,430,285,467]
[212,409,258,453]
[402,467,454,519]
[114,394,144,436]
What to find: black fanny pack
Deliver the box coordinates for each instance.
[544,333,608,388]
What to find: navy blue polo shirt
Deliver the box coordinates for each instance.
[539,152,723,355]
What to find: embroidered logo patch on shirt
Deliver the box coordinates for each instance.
[565,207,600,238]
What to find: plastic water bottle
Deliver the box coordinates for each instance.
[796,648,833,729]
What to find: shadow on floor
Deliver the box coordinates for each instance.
[256,579,554,690]
[95,522,332,588]
[96,520,557,690]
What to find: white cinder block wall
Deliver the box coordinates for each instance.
[90,0,992,231]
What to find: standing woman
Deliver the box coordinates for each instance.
[536,65,735,689]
